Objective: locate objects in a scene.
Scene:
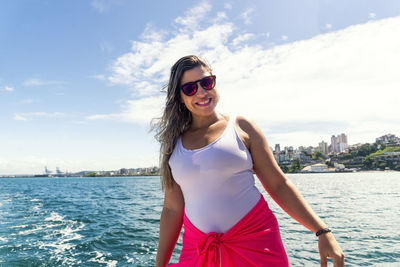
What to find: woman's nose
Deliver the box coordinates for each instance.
[196,82,208,95]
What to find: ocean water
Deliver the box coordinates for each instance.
[0,172,399,266]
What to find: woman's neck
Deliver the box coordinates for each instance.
[190,112,222,130]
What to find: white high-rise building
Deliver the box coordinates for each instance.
[318,141,328,155]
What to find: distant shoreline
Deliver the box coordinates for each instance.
[1,169,398,178]
[0,174,160,178]
[287,170,399,174]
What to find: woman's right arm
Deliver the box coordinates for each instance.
[155,180,185,267]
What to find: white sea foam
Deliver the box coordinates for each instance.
[33,203,43,210]
[40,242,74,254]
[30,198,40,202]
[59,256,78,266]
[37,218,85,264]
[8,224,28,229]
[46,246,78,266]
[89,251,118,267]
[58,224,84,243]
[44,212,64,222]
[0,237,8,242]
[18,219,62,235]
[19,225,46,236]
[125,255,134,263]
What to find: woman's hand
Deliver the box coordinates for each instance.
[318,232,345,267]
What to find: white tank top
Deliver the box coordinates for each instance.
[169,116,261,233]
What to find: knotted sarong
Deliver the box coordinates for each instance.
[170,194,290,266]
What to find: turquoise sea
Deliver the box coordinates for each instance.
[1,172,399,266]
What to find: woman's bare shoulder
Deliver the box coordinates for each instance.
[233,115,258,149]
[234,115,268,150]
[234,115,260,135]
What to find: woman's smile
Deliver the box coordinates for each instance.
[196,98,212,106]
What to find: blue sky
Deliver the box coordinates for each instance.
[1,0,399,175]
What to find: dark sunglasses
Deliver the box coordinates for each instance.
[181,75,216,96]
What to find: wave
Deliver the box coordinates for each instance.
[44,212,64,222]
[89,251,118,267]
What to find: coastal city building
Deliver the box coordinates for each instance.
[330,133,348,154]
[318,141,328,155]
[301,163,329,172]
[376,134,400,146]
[372,151,400,162]
[273,144,281,163]
[348,143,363,149]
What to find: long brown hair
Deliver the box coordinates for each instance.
[152,55,212,190]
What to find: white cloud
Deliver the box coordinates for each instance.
[0,85,14,92]
[141,23,166,42]
[281,35,288,41]
[224,3,232,10]
[86,95,164,124]
[369,13,377,19]
[23,79,43,86]
[108,21,234,90]
[91,0,108,13]
[86,113,119,121]
[13,112,65,121]
[13,114,28,121]
[240,7,254,25]
[99,2,400,146]
[120,96,164,123]
[214,12,228,23]
[5,86,14,91]
[325,24,333,29]
[23,78,65,87]
[174,1,212,30]
[232,33,254,46]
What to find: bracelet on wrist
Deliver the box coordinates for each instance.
[315,228,331,237]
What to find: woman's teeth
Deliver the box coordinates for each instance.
[197,98,211,105]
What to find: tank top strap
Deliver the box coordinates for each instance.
[228,115,237,135]
[229,114,236,127]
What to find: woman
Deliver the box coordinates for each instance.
[154,55,344,266]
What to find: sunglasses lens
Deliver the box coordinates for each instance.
[200,76,215,90]
[182,83,197,96]
[181,76,216,96]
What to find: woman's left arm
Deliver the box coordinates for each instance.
[237,116,345,267]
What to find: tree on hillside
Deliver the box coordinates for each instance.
[288,158,303,173]
[362,156,373,169]
[357,143,379,157]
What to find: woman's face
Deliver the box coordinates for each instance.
[179,65,219,118]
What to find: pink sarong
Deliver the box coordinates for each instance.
[170,194,290,266]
